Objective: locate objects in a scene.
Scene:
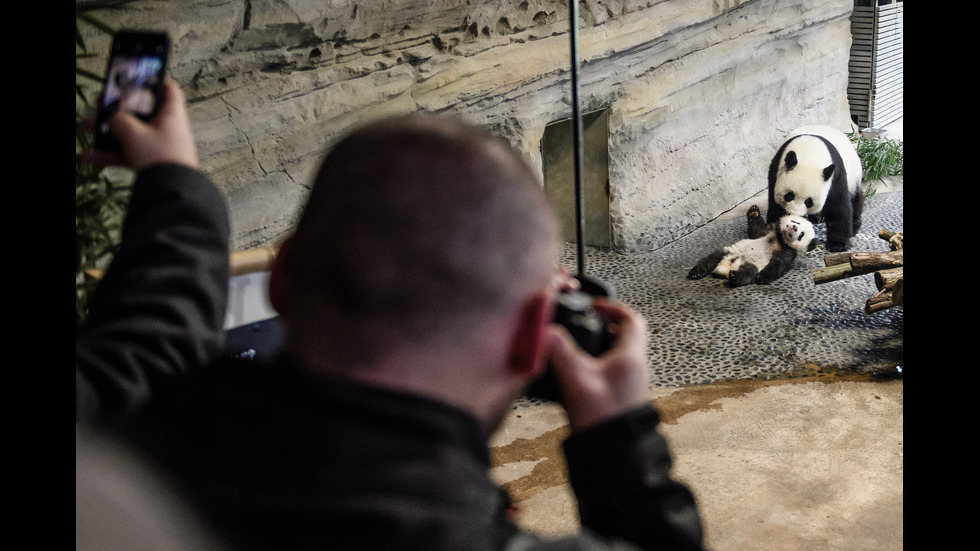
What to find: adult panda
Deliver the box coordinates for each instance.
[767,125,864,252]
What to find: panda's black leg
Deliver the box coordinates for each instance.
[756,250,796,284]
[728,264,758,287]
[851,190,864,234]
[825,218,852,252]
[688,250,726,280]
[825,197,855,252]
[826,238,849,253]
[746,205,767,238]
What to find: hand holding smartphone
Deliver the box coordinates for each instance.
[94,30,171,153]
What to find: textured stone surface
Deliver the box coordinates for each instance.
[78,0,857,252]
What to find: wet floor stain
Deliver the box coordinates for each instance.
[653,362,902,425]
[493,363,902,504]
[491,425,570,504]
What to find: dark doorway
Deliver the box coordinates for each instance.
[542,109,611,248]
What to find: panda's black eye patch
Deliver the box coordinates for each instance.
[784,192,795,202]
[798,233,804,241]
[804,198,814,208]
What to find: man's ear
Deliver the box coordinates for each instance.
[268,236,293,317]
[507,290,556,378]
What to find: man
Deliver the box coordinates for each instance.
[105,100,703,549]
[76,80,231,550]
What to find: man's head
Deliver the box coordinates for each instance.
[270,114,560,421]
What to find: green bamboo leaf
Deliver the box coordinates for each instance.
[849,130,903,191]
[76,10,130,325]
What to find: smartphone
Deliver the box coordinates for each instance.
[94,30,171,152]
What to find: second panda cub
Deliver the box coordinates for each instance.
[688,205,816,286]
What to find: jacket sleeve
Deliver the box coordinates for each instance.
[562,405,705,551]
[76,163,231,424]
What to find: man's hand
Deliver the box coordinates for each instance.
[547,299,650,432]
[84,80,199,171]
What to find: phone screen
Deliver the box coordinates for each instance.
[95,31,170,151]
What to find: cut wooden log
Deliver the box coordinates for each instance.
[865,280,903,314]
[874,267,903,292]
[849,250,903,270]
[823,253,852,267]
[813,250,903,284]
[879,229,903,250]
[865,291,897,314]
[813,262,862,284]
[813,228,904,314]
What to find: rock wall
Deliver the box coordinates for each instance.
[77,0,856,252]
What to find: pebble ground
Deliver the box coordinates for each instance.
[536,190,904,400]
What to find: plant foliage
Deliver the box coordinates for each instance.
[848,129,903,197]
[76,9,130,325]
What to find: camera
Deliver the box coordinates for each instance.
[524,276,614,401]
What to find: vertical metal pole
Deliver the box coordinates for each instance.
[569,0,586,277]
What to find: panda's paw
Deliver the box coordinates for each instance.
[826,240,849,252]
[746,205,761,220]
[728,270,752,287]
[687,266,708,280]
[755,273,774,285]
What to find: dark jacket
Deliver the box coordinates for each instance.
[80,163,703,550]
[76,163,230,424]
[121,355,704,551]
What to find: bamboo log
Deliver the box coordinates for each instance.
[879,229,903,250]
[816,228,904,313]
[865,292,896,314]
[812,262,863,284]
[813,249,903,284]
[849,250,903,269]
[823,253,852,267]
[874,267,903,292]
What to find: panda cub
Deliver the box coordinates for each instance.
[687,205,816,287]
[767,125,864,252]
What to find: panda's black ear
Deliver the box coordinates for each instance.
[785,151,798,171]
[822,164,836,180]
[807,239,818,252]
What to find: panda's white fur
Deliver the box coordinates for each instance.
[772,125,862,217]
[712,215,815,278]
[767,124,865,252]
[688,206,816,286]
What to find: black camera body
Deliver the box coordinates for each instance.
[524,276,614,401]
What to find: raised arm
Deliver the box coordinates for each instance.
[76,81,230,423]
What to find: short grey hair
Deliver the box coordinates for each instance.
[284,113,559,364]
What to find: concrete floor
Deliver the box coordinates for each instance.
[490,120,903,550]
